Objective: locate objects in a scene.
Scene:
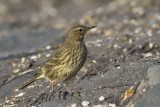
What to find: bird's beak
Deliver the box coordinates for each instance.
[86,26,97,31]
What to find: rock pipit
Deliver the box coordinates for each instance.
[19,25,96,91]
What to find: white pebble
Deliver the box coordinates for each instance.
[13,69,20,73]
[86,39,102,47]
[113,44,121,48]
[99,96,105,102]
[21,57,26,63]
[116,66,121,69]
[93,105,106,107]
[15,92,25,97]
[28,85,35,89]
[46,45,52,50]
[30,55,38,61]
[149,43,153,49]
[92,60,97,63]
[81,101,90,106]
[142,53,153,57]
[5,100,10,103]
[109,103,116,107]
[147,30,152,37]
[46,54,51,57]
[142,88,146,92]
[38,53,41,58]
[71,103,77,107]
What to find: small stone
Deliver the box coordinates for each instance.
[86,39,102,47]
[71,103,77,107]
[46,54,51,57]
[109,103,116,107]
[21,69,33,75]
[123,48,128,53]
[11,97,18,101]
[142,88,146,92]
[13,69,20,73]
[128,38,133,45]
[21,57,26,63]
[135,27,141,34]
[46,45,52,50]
[99,96,105,102]
[149,43,153,49]
[28,85,35,89]
[92,60,97,63]
[5,100,10,103]
[147,30,152,37]
[116,66,121,69]
[38,54,41,59]
[30,55,38,61]
[104,30,112,36]
[132,7,144,16]
[81,101,89,106]
[11,61,16,67]
[124,89,135,100]
[93,104,106,107]
[113,44,121,48]
[39,48,45,51]
[142,53,153,57]
[13,88,19,92]
[15,92,25,97]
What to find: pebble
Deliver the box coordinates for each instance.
[21,57,26,63]
[135,27,142,34]
[28,85,35,89]
[109,103,116,107]
[5,100,10,103]
[147,30,152,37]
[86,39,102,47]
[113,44,121,48]
[13,88,19,92]
[45,45,52,50]
[15,92,25,97]
[46,54,51,57]
[132,7,144,16]
[38,53,41,59]
[104,30,112,36]
[149,43,153,49]
[11,61,16,67]
[13,69,20,73]
[30,55,38,61]
[142,88,146,92]
[71,103,77,107]
[142,53,153,57]
[116,66,121,69]
[81,101,90,106]
[99,96,105,102]
[20,69,33,75]
[92,60,97,64]
[93,105,106,107]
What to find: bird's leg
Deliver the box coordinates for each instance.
[50,81,55,91]
[63,82,71,93]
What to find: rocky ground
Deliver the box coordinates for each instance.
[0,0,160,107]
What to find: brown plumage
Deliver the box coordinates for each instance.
[19,25,96,91]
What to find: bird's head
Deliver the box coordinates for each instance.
[65,25,96,43]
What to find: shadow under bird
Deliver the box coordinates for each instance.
[19,25,97,91]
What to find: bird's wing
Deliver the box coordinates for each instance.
[40,46,70,72]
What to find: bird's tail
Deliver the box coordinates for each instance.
[19,72,42,89]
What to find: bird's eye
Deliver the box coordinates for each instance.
[78,28,83,32]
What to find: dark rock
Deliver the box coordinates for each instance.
[0,30,62,59]
[135,83,160,107]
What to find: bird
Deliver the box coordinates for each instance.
[19,25,97,91]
